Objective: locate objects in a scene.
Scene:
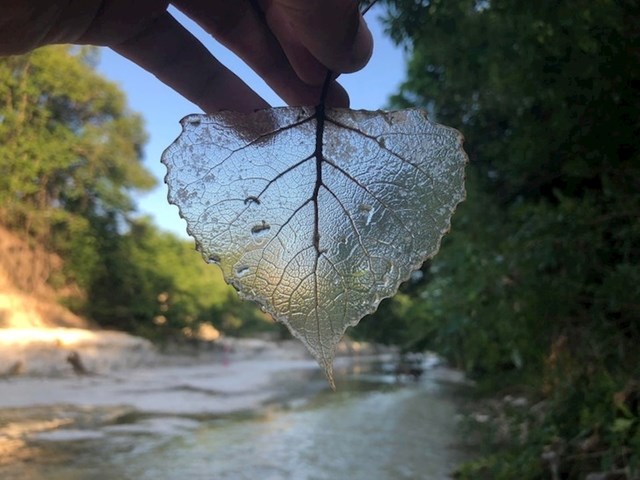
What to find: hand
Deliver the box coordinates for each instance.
[0,0,373,113]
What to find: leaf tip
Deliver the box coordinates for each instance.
[324,363,336,391]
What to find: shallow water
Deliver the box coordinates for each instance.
[0,364,470,480]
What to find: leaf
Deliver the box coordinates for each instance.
[161,106,467,387]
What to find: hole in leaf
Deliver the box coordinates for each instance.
[358,203,375,226]
[251,221,271,237]
[244,196,261,206]
[235,265,250,277]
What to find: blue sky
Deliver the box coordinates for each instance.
[97,5,406,238]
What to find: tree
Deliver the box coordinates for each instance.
[0,46,273,339]
[0,45,154,290]
[86,218,241,338]
[373,0,640,476]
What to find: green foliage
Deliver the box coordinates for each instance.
[83,217,275,340]
[374,0,640,476]
[0,46,153,286]
[456,451,545,480]
[0,46,272,339]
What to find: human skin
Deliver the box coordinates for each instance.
[0,0,373,112]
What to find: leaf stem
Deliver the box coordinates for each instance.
[314,0,379,252]
[361,0,378,16]
[316,0,378,107]
[313,89,326,254]
[318,70,334,108]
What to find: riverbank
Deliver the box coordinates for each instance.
[0,329,343,413]
[0,328,406,416]
[0,327,392,377]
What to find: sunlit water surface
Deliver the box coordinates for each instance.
[0,364,471,480]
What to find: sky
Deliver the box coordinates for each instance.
[97,5,407,239]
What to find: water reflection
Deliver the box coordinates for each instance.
[0,363,470,480]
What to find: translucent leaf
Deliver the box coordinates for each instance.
[162,107,467,387]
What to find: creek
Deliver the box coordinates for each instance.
[0,357,472,479]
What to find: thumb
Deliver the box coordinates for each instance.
[266,0,373,80]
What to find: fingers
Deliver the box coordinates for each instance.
[0,0,105,55]
[171,0,350,107]
[111,11,270,113]
[266,0,373,77]
[257,2,329,86]
[76,0,170,46]
[2,1,362,110]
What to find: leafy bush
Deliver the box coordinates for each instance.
[372,0,640,475]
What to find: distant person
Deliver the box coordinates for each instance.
[1,0,373,112]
